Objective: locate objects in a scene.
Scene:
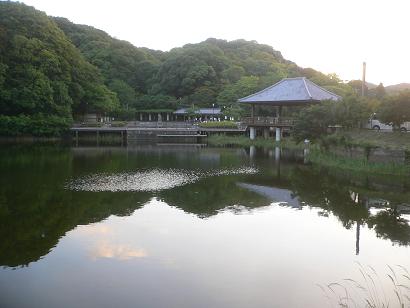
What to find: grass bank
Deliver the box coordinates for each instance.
[309,149,410,176]
[207,134,410,176]
[323,129,410,151]
[207,135,304,150]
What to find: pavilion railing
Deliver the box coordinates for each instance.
[241,117,296,126]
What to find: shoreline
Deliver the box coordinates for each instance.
[206,135,410,176]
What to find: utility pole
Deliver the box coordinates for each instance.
[362,62,366,97]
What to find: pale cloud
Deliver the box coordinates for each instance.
[90,240,148,260]
[20,0,410,85]
[75,223,148,260]
[76,224,112,235]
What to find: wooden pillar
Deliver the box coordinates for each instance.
[275,147,281,178]
[249,145,256,159]
[263,128,269,139]
[249,127,256,140]
[275,146,281,161]
[356,221,361,255]
[139,113,143,121]
[148,113,152,121]
[166,113,170,121]
[303,140,310,164]
[251,104,255,118]
[275,127,281,142]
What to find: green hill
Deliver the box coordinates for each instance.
[0,2,353,136]
[0,2,119,135]
[385,83,410,94]
[54,17,352,111]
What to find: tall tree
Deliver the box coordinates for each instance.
[378,91,410,128]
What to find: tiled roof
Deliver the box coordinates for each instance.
[174,108,222,115]
[238,77,341,105]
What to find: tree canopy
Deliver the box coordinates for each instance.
[0,2,119,135]
[377,91,410,128]
[0,2,376,136]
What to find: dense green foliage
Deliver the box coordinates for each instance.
[0,114,71,136]
[198,121,238,129]
[292,97,371,142]
[52,16,349,114]
[377,90,410,128]
[0,2,118,135]
[53,17,163,110]
[2,1,402,138]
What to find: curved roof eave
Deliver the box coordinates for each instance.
[237,77,342,104]
[240,99,321,105]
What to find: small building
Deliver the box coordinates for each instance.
[135,109,176,122]
[75,113,111,123]
[174,108,222,122]
[238,77,341,140]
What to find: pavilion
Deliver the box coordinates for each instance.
[238,77,341,141]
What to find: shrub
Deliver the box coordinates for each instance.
[0,115,72,137]
[110,121,127,127]
[80,122,103,127]
[199,121,238,129]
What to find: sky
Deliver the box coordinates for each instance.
[20,0,410,86]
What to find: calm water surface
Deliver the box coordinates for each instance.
[1,144,410,307]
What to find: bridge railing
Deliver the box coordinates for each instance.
[241,117,296,126]
[127,121,196,128]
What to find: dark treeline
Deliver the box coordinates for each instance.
[0,2,407,137]
[54,18,355,111]
[0,2,120,135]
[0,2,352,135]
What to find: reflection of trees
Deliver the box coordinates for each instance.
[1,144,409,267]
[0,145,264,267]
[241,163,410,248]
[160,175,270,218]
[0,146,150,267]
[287,166,410,247]
[367,208,410,246]
[0,189,150,268]
[288,167,369,228]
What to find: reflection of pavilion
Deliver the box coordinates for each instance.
[238,181,410,256]
[237,182,301,209]
[238,181,363,255]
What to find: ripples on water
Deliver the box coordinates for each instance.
[67,167,258,192]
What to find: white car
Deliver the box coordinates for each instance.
[367,116,410,132]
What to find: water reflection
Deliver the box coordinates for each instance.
[241,146,410,254]
[90,240,148,260]
[67,167,258,192]
[0,144,409,270]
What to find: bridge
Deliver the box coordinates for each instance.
[70,121,246,145]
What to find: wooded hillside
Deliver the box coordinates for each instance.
[0,2,356,135]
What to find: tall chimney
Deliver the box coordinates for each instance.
[361,62,366,96]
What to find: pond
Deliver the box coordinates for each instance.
[1,144,410,308]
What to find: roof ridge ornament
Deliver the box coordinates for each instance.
[302,77,313,99]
